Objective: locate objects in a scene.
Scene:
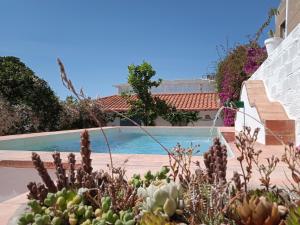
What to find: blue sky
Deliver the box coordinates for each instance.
[0,0,280,99]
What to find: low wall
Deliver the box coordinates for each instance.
[108,111,223,127]
[235,85,266,144]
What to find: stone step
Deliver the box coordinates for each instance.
[256,103,286,112]
[244,80,295,145]
[260,113,288,120]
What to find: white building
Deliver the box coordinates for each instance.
[235,1,300,145]
[100,78,223,127]
[114,77,216,95]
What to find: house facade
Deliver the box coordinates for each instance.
[100,78,223,127]
[275,0,300,38]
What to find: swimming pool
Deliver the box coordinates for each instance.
[0,127,228,155]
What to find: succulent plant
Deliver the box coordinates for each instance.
[286,205,300,225]
[31,152,57,193]
[140,212,179,225]
[19,188,136,225]
[130,166,170,188]
[92,196,135,225]
[81,130,93,174]
[68,153,76,187]
[203,138,227,184]
[236,195,287,225]
[137,181,184,218]
[52,152,68,190]
[27,182,48,203]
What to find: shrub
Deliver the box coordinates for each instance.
[0,56,61,131]
[216,43,267,126]
[162,110,199,126]
[0,96,40,135]
[59,96,114,130]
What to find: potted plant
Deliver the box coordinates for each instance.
[264,30,283,55]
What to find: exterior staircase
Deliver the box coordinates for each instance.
[245,80,295,145]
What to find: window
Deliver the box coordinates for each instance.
[280,21,286,38]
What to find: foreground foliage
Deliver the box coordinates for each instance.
[18,127,300,225]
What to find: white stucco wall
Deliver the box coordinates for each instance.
[237,24,300,144]
[155,116,172,126]
[187,111,223,127]
[107,111,223,127]
[107,117,120,126]
[235,85,266,144]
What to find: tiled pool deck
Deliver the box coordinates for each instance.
[0,127,291,224]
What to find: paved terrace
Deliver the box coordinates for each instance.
[0,127,291,225]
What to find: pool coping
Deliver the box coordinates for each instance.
[0,126,221,141]
[0,127,105,141]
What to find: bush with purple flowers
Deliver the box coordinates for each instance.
[216,43,267,126]
[244,45,267,75]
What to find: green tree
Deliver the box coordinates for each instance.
[126,61,199,126]
[0,56,61,131]
[126,62,168,125]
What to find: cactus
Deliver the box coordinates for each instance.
[80,130,93,174]
[203,138,227,184]
[137,182,183,218]
[31,152,57,193]
[236,195,287,225]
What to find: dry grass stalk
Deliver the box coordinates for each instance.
[168,143,195,184]
[235,127,262,192]
[282,143,300,198]
[254,155,279,191]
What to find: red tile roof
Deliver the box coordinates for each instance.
[98,93,220,112]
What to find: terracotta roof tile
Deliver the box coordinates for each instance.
[99,93,220,112]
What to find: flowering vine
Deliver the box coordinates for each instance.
[216,43,267,126]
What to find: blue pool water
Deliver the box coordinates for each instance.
[0,127,221,155]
